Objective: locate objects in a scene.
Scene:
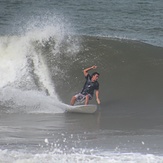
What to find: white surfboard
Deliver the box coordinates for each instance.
[66,104,97,114]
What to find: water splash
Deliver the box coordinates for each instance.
[0,15,80,113]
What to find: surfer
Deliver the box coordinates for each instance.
[70,65,101,105]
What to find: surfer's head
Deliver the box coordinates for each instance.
[91,72,100,81]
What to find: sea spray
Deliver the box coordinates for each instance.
[0,17,80,113]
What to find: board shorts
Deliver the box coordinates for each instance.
[75,93,92,103]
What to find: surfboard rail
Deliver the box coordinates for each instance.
[66,104,97,114]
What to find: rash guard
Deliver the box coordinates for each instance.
[81,74,99,97]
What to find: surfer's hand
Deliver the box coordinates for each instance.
[92,65,97,69]
[96,98,100,104]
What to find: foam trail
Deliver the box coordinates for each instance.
[0,87,63,113]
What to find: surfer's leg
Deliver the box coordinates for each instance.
[70,96,76,105]
[85,94,92,105]
[85,95,89,105]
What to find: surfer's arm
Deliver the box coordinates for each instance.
[83,65,97,76]
[95,90,100,104]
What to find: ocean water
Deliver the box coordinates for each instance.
[0,0,163,162]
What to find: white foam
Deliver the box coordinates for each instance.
[0,149,163,163]
[0,87,63,113]
[0,15,80,113]
[0,36,27,88]
[0,26,65,96]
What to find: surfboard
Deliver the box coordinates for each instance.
[66,104,97,114]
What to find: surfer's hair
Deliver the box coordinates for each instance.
[91,72,100,78]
